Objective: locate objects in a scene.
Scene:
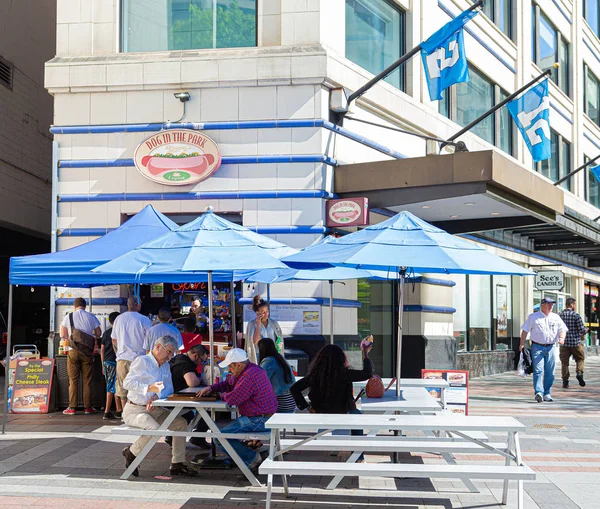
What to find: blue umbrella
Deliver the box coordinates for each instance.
[282,211,534,395]
[94,206,293,381]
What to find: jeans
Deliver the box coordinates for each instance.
[217,415,269,467]
[531,342,556,396]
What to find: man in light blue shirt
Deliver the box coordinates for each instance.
[145,308,183,352]
[520,297,567,403]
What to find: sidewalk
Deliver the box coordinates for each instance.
[1,356,599,508]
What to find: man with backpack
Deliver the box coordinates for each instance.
[59,297,101,415]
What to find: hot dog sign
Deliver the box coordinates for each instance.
[134,129,221,185]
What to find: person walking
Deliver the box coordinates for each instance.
[559,297,587,388]
[520,297,568,402]
[112,296,152,409]
[59,298,101,415]
[145,307,183,352]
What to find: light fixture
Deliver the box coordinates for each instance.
[174,92,191,103]
[450,215,460,218]
[422,205,431,209]
[464,202,476,206]
[490,212,501,216]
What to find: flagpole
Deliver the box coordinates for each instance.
[341,0,484,118]
[441,67,554,149]
[554,153,600,186]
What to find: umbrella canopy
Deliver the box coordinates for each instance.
[93,207,293,283]
[9,205,179,287]
[282,211,533,276]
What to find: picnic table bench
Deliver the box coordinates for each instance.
[259,413,534,509]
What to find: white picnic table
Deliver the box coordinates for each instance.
[353,377,449,390]
[358,387,442,414]
[260,413,534,509]
[111,398,269,486]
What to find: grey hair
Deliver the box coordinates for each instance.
[155,335,179,351]
[127,295,140,311]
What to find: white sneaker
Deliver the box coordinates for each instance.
[535,393,543,403]
[543,394,553,402]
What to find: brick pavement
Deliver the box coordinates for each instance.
[0,356,599,508]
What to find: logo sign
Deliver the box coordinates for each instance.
[534,270,564,291]
[134,129,221,186]
[326,198,369,227]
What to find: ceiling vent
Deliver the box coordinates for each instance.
[0,56,13,90]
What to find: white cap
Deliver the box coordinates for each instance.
[218,348,248,368]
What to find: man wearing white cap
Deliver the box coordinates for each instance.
[195,348,277,471]
[520,297,568,403]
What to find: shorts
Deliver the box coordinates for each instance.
[116,359,132,399]
[103,360,117,394]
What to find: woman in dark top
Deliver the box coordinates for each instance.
[290,342,373,415]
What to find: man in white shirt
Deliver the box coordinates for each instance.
[145,308,183,352]
[60,298,101,416]
[121,335,197,477]
[520,297,568,403]
[112,296,152,406]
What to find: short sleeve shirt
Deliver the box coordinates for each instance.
[101,327,116,362]
[522,311,568,345]
[61,309,100,336]
[145,322,183,351]
[111,311,152,362]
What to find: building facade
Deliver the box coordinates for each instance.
[46,0,600,375]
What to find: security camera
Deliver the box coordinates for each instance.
[173,92,190,103]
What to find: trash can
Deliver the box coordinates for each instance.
[284,348,309,376]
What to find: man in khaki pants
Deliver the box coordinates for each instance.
[60,298,101,415]
[559,297,587,388]
[121,335,197,477]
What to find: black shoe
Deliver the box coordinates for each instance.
[114,411,122,419]
[103,412,115,420]
[165,436,173,447]
[122,447,139,477]
[189,436,211,449]
[170,462,198,476]
[563,379,569,388]
[577,372,586,387]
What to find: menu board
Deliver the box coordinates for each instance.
[12,359,55,414]
[244,304,321,335]
[422,369,469,415]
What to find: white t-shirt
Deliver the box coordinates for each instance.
[145,322,183,351]
[61,309,100,336]
[522,311,568,345]
[111,311,152,362]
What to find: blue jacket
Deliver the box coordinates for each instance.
[260,356,295,396]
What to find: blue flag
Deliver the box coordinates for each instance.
[506,79,551,163]
[421,9,478,101]
[591,165,600,184]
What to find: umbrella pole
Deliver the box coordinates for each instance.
[329,280,334,345]
[266,283,271,303]
[230,281,236,347]
[89,287,93,312]
[396,269,407,398]
[208,271,215,383]
[2,285,14,434]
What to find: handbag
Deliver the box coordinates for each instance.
[68,313,96,353]
[365,374,385,398]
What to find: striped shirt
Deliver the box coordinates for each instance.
[558,309,586,347]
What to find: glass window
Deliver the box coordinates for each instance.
[346,0,405,91]
[440,68,513,155]
[493,276,512,350]
[483,0,512,39]
[585,0,600,37]
[452,275,467,352]
[535,130,570,191]
[122,0,257,52]
[585,155,600,208]
[468,275,491,351]
[586,66,600,125]
[532,8,570,95]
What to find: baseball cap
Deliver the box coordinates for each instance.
[218,348,248,368]
[541,297,556,304]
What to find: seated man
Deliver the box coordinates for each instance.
[121,335,197,477]
[169,344,211,449]
[195,348,277,471]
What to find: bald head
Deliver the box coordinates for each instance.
[127,296,140,312]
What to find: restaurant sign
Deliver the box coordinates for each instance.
[326,197,369,227]
[134,129,221,186]
[534,270,564,291]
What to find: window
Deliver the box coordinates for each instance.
[585,155,600,208]
[482,0,513,39]
[121,0,257,52]
[585,65,600,126]
[440,67,514,155]
[532,6,570,95]
[585,0,600,38]
[534,130,571,191]
[346,0,405,91]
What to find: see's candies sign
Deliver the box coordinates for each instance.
[134,129,221,186]
[326,198,369,227]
